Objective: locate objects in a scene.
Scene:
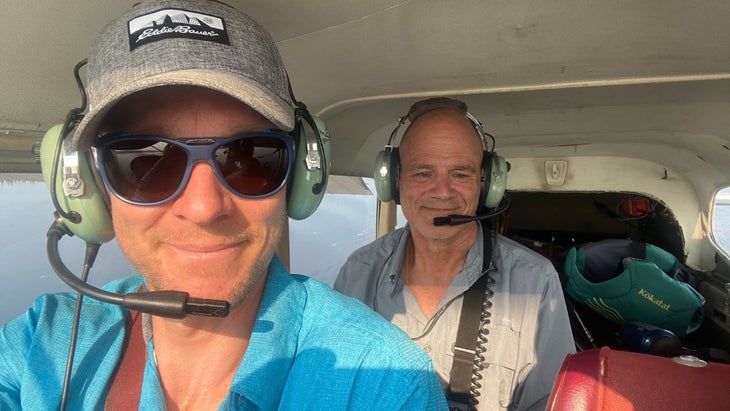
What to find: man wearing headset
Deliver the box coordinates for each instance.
[334,98,575,411]
[0,1,447,409]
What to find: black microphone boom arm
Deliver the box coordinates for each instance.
[46,217,230,318]
[433,196,511,226]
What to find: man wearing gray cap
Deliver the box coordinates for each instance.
[0,1,447,410]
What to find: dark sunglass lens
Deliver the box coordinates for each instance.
[216,136,289,196]
[103,139,188,203]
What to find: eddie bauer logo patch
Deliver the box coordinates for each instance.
[127,8,230,50]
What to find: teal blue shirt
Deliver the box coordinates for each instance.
[0,257,447,410]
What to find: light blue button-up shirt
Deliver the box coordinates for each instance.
[334,225,576,411]
[0,256,447,410]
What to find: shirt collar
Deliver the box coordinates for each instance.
[386,224,485,289]
[375,224,486,314]
[226,255,304,409]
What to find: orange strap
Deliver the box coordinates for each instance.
[105,309,145,410]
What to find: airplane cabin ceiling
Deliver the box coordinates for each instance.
[1,1,729,190]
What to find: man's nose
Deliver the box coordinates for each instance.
[170,162,233,224]
[430,174,456,198]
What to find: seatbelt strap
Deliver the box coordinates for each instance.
[446,224,493,405]
[105,309,145,410]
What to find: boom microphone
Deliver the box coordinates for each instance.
[433,196,511,226]
[46,216,230,319]
[433,214,489,226]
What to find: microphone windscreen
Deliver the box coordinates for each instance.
[433,217,451,226]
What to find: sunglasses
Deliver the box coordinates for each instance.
[92,131,294,205]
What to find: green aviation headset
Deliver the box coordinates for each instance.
[373,99,508,210]
[40,61,331,245]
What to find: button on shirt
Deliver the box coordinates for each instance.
[334,225,575,411]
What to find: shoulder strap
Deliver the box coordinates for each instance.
[105,309,145,410]
[446,223,494,405]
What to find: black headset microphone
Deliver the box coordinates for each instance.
[46,221,231,318]
[46,180,231,319]
[433,196,511,226]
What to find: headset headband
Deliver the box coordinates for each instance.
[386,98,494,152]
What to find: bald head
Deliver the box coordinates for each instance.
[396,105,485,241]
[401,107,484,155]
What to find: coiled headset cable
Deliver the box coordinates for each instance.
[445,221,496,410]
[468,260,495,409]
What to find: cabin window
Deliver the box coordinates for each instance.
[712,186,730,256]
[289,176,377,286]
[1,174,133,324]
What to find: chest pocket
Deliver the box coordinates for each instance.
[440,322,521,409]
[479,323,521,410]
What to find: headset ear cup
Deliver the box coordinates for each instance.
[373,150,392,202]
[480,150,491,208]
[40,124,114,243]
[391,149,400,204]
[287,115,331,220]
[373,147,400,203]
[483,152,508,209]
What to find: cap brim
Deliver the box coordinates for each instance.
[72,69,295,151]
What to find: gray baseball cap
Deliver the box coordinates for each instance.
[72,0,294,151]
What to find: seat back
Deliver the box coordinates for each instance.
[547,347,730,411]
